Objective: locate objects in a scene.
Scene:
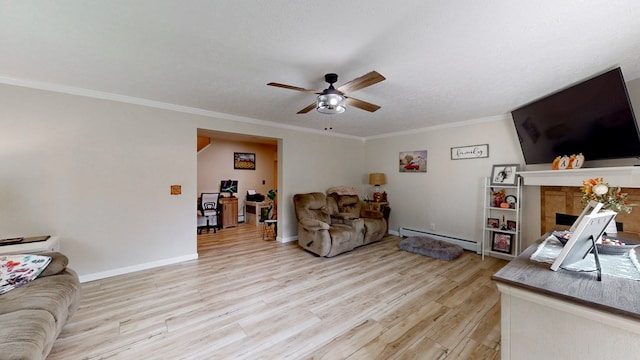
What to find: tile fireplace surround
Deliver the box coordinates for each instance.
[519,166,640,235]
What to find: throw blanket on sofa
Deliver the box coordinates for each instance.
[326,186,358,196]
[0,254,51,294]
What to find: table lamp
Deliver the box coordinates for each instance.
[369,173,386,202]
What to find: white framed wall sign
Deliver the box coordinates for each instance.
[451,144,489,160]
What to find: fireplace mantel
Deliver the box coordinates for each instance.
[517,166,640,187]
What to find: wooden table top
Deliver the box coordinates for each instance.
[492,234,640,320]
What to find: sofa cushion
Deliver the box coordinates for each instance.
[0,269,81,332]
[361,209,384,219]
[0,309,57,360]
[293,192,331,224]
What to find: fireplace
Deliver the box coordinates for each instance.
[554,212,623,231]
[541,186,638,234]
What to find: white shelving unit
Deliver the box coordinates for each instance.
[482,176,522,260]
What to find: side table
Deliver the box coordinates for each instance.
[0,236,60,255]
[364,201,389,214]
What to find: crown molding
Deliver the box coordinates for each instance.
[0,76,363,141]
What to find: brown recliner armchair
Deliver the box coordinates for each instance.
[328,193,388,244]
[293,192,365,257]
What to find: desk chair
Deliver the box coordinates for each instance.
[259,205,277,240]
[198,192,219,234]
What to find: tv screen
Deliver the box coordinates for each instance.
[220,180,238,194]
[511,67,640,164]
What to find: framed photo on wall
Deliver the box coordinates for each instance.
[490,164,519,186]
[234,152,256,170]
[492,232,513,254]
[399,150,427,172]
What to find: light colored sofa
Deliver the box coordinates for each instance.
[293,192,389,257]
[0,252,81,359]
[293,192,365,257]
[327,193,388,245]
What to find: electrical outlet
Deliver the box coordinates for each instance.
[430,223,436,231]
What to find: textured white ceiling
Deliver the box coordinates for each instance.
[2,1,640,138]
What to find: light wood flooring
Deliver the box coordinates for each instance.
[48,224,507,359]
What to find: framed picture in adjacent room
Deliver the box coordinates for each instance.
[234,152,256,170]
[492,232,513,254]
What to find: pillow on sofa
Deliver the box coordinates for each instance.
[0,254,51,295]
[37,252,68,277]
[326,186,358,196]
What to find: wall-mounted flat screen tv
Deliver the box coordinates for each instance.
[511,67,640,164]
[220,179,238,194]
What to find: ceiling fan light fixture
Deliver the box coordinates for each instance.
[316,93,346,114]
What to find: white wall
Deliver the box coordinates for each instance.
[0,83,365,280]
[364,115,528,247]
[365,76,640,252]
[4,76,639,280]
[0,85,197,280]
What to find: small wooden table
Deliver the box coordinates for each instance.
[364,201,389,213]
[245,200,272,226]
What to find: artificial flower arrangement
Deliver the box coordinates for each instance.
[581,178,635,214]
[490,188,506,207]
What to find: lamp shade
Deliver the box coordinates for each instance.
[369,173,386,186]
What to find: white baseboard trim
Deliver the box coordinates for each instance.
[278,235,298,243]
[79,253,199,283]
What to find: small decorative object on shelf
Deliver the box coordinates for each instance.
[552,153,584,170]
[491,188,506,207]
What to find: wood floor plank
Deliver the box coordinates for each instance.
[48,224,507,359]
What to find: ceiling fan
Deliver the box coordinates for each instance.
[267,71,385,114]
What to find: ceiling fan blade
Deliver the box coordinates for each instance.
[297,102,317,114]
[345,97,381,112]
[267,82,319,93]
[337,71,386,94]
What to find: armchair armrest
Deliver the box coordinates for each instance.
[299,218,331,231]
[360,208,384,219]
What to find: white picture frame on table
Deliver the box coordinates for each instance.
[550,211,617,271]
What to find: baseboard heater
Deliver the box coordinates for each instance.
[398,227,478,252]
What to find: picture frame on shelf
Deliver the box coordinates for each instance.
[490,164,519,186]
[234,152,256,170]
[487,218,499,229]
[492,232,513,253]
[507,220,517,231]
